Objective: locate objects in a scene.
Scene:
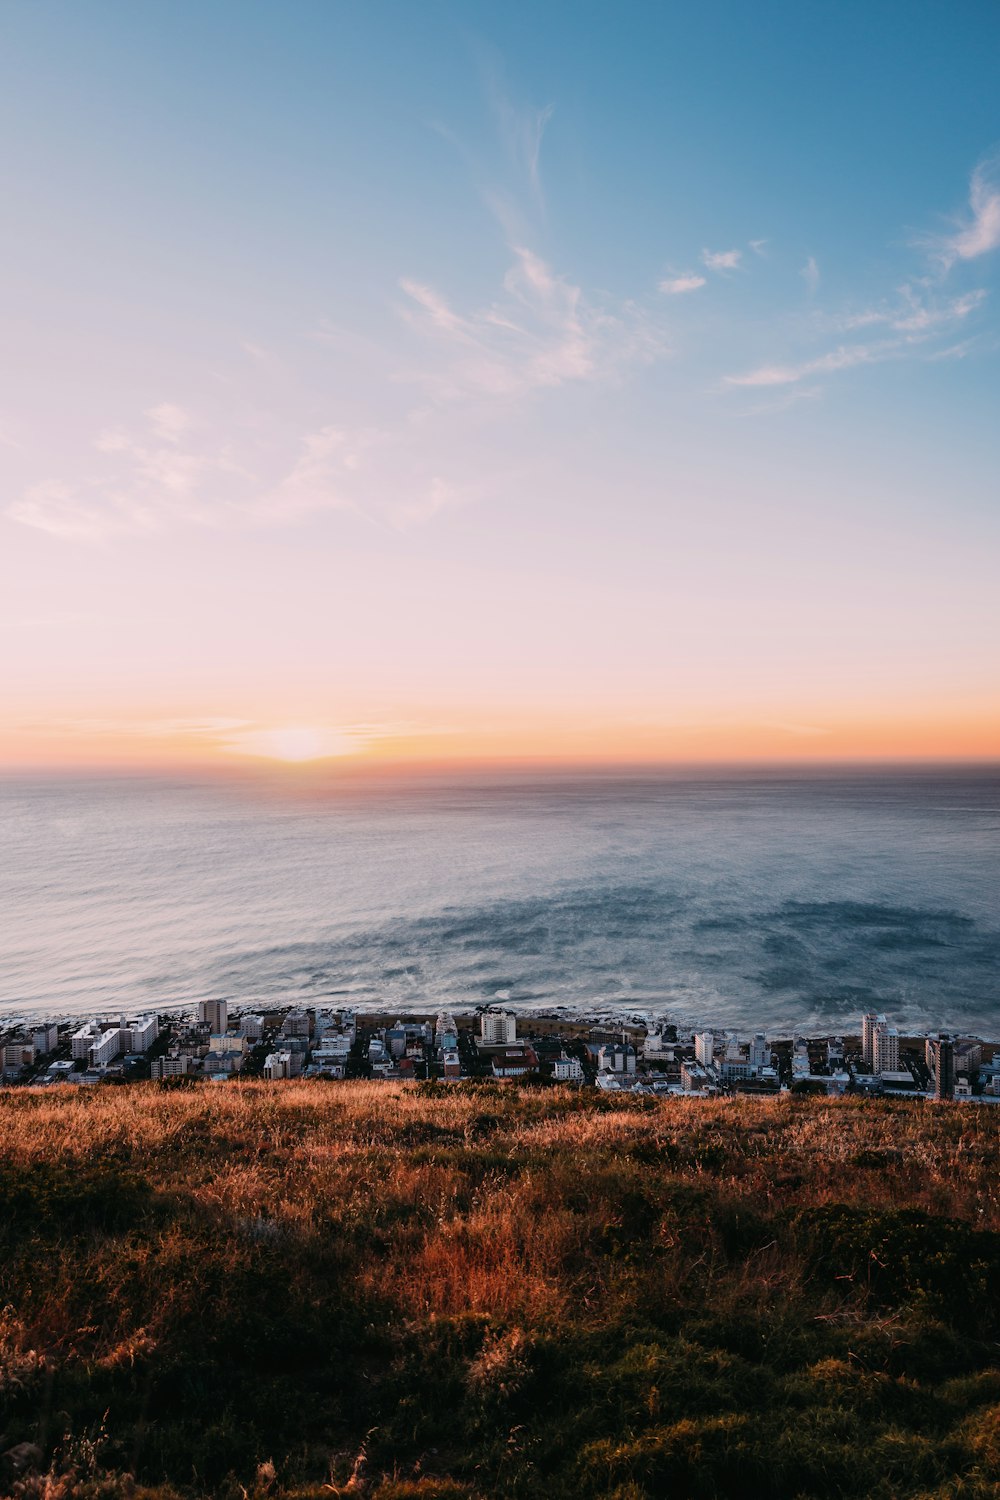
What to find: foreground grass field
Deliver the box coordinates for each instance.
[2,1081,1000,1499]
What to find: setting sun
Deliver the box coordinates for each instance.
[226,726,358,763]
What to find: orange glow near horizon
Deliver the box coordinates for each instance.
[3,707,998,774]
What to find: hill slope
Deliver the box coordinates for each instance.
[2,1081,1000,1498]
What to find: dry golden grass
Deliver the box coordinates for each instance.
[3,1080,1000,1499]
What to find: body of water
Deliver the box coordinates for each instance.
[1,767,998,1036]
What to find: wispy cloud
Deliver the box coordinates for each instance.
[399,244,663,402]
[800,256,820,293]
[838,285,986,334]
[702,247,743,272]
[932,150,1000,269]
[659,272,707,295]
[728,279,988,389]
[724,340,896,388]
[488,85,554,212]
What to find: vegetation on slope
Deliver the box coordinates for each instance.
[1,1081,1000,1499]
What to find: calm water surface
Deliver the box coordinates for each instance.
[1,768,998,1035]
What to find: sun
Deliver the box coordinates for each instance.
[268,727,331,762]
[222,726,359,762]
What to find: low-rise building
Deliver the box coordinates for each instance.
[151,1053,192,1078]
[680,1060,711,1092]
[210,1032,248,1055]
[553,1054,583,1082]
[491,1045,538,1079]
[264,1050,302,1080]
[2,1038,35,1073]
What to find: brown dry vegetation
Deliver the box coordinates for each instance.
[2,1080,1000,1498]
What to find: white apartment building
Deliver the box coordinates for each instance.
[643,1033,674,1062]
[72,1021,102,1060]
[553,1055,583,1081]
[241,1014,264,1041]
[89,1028,123,1068]
[197,999,228,1032]
[480,1009,517,1046]
[126,1015,159,1052]
[694,1032,715,1067]
[873,1020,900,1075]
[264,1050,293,1080]
[598,1042,637,1074]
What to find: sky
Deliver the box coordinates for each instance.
[1,0,998,769]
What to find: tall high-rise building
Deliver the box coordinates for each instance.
[197,999,227,1032]
[695,1032,715,1067]
[479,1009,517,1046]
[861,1011,883,1071]
[872,1020,899,1075]
[749,1033,768,1070]
[928,1034,955,1100]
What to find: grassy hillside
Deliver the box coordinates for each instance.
[2,1081,1000,1499]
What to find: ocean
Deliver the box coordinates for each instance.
[1,767,998,1037]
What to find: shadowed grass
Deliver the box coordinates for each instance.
[1,1081,999,1498]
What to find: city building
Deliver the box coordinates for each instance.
[597,1041,637,1074]
[480,1009,517,1047]
[553,1054,583,1082]
[264,1050,302,1080]
[197,999,228,1033]
[441,1044,461,1078]
[71,1021,102,1061]
[125,1015,159,1052]
[491,1045,538,1079]
[151,1054,191,1078]
[956,1040,983,1073]
[694,1032,715,1067]
[210,1032,248,1055]
[680,1060,711,1092]
[2,1039,35,1073]
[89,1028,124,1069]
[720,1056,754,1082]
[281,1010,311,1038]
[241,1014,264,1041]
[862,1011,883,1071]
[31,1022,59,1055]
[928,1034,955,1101]
[872,1021,900,1075]
[643,1032,674,1063]
[749,1033,769,1070]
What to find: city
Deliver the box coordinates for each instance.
[1,1002,995,1103]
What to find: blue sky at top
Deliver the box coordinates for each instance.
[0,1,998,763]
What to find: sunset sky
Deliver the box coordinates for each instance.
[2,1,998,769]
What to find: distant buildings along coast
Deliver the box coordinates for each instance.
[1,1002,996,1104]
